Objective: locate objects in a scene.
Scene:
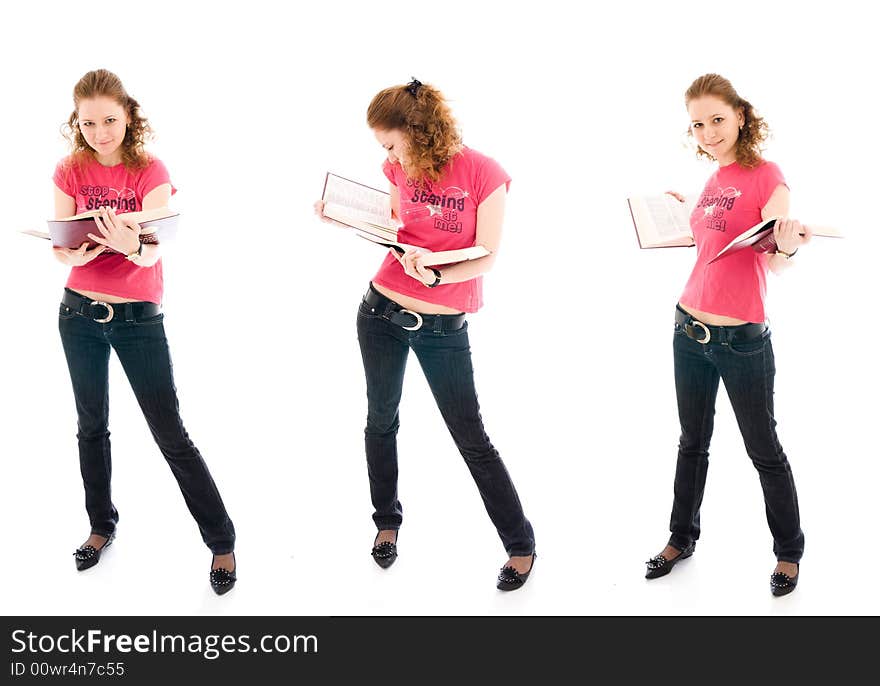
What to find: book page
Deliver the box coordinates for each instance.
[353,231,488,266]
[628,195,695,248]
[650,195,692,238]
[56,206,176,223]
[808,224,843,238]
[323,174,394,231]
[419,245,490,267]
[20,229,50,240]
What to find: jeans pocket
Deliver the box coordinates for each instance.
[672,323,692,347]
[443,320,469,336]
[132,313,165,327]
[357,299,381,318]
[728,331,770,356]
[58,304,77,320]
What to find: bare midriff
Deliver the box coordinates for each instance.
[70,289,140,304]
[372,282,463,315]
[679,302,750,326]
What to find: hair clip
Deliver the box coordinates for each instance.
[405,77,423,98]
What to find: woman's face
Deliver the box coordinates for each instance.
[77,96,129,163]
[373,128,410,172]
[687,95,744,166]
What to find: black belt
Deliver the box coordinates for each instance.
[61,289,162,324]
[363,285,466,332]
[675,305,767,345]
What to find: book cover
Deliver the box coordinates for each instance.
[24,207,179,249]
[710,218,842,263]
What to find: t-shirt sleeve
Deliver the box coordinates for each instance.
[474,154,512,205]
[756,161,788,209]
[137,158,177,200]
[381,159,398,185]
[53,159,75,196]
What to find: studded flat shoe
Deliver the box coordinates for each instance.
[645,541,695,580]
[73,531,115,572]
[497,552,536,591]
[210,553,237,596]
[371,531,398,569]
[771,565,799,597]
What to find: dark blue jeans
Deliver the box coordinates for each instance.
[669,307,804,563]
[356,288,535,557]
[58,293,235,555]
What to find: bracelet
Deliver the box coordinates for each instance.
[425,268,442,288]
[775,247,798,259]
[125,242,144,262]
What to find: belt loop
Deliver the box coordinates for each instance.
[125,303,134,322]
[380,301,395,325]
[433,315,442,334]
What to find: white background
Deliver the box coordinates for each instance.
[0,0,876,616]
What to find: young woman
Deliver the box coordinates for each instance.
[316,79,536,590]
[645,74,810,596]
[52,69,237,594]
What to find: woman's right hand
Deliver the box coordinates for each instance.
[314,199,335,224]
[665,191,686,203]
[53,242,106,266]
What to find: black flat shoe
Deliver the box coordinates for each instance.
[371,531,398,569]
[210,553,236,596]
[771,566,799,597]
[497,553,536,591]
[73,532,115,572]
[645,541,695,580]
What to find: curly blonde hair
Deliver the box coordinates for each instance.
[62,69,153,170]
[685,73,769,169]
[367,80,462,183]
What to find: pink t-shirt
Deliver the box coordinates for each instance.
[53,155,176,304]
[372,146,511,313]
[679,160,787,323]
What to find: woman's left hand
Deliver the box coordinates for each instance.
[395,248,436,286]
[773,217,812,255]
[87,207,142,255]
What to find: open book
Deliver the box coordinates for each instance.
[710,217,842,263]
[22,207,179,249]
[627,194,696,248]
[322,172,489,266]
[322,172,399,241]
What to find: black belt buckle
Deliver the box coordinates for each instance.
[685,320,711,344]
[89,300,114,323]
